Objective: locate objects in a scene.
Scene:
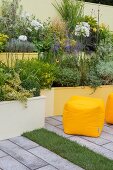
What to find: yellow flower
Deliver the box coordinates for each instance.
[56,59,59,63]
[93,28,97,32]
[70,40,76,46]
[0,34,9,43]
[100,23,106,28]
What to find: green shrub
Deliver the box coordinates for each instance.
[97,34,113,61]
[54,67,80,87]
[96,61,113,85]
[56,54,91,86]
[59,55,78,68]
[0,64,33,102]
[0,63,11,86]
[0,73,33,102]
[87,69,102,88]
[14,59,56,96]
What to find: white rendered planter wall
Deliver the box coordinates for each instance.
[0,96,46,140]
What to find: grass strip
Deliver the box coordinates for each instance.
[23,128,113,170]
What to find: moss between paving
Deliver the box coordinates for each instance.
[23,128,113,170]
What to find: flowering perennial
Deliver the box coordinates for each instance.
[75,22,90,37]
[31,20,43,30]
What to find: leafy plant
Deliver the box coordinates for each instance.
[96,61,113,85]
[97,34,113,61]
[53,0,84,31]
[0,0,23,37]
[53,54,90,87]
[87,69,102,88]
[14,59,56,96]
[0,33,9,52]
[82,16,98,29]
[0,65,33,103]
[54,67,80,87]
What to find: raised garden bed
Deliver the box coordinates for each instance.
[0,96,46,140]
[41,85,113,116]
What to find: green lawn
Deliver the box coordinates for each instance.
[23,128,113,170]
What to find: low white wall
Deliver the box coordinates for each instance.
[0,96,46,140]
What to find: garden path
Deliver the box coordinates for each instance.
[0,128,83,170]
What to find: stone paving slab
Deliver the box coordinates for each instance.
[45,118,62,126]
[103,142,113,152]
[37,165,58,170]
[45,123,72,138]
[9,136,39,150]
[0,156,29,170]
[101,131,113,142]
[105,124,113,129]
[0,140,47,170]
[0,150,7,158]
[29,146,84,170]
[56,125,63,130]
[103,126,113,135]
[81,136,110,146]
[52,116,62,122]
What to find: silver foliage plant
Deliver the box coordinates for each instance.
[5,39,36,52]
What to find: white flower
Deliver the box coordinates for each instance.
[27,27,32,32]
[82,22,90,29]
[75,22,90,37]
[34,26,39,31]
[31,20,43,30]
[18,35,27,41]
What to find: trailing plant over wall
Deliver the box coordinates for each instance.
[0,64,33,103]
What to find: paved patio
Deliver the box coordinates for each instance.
[0,130,83,170]
[0,116,113,170]
[45,116,113,160]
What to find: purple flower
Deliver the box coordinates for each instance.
[52,41,60,54]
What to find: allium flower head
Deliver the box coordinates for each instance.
[75,22,90,37]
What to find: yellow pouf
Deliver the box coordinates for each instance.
[105,93,113,124]
[63,96,105,137]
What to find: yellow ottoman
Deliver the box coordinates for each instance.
[63,96,105,137]
[106,93,113,124]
